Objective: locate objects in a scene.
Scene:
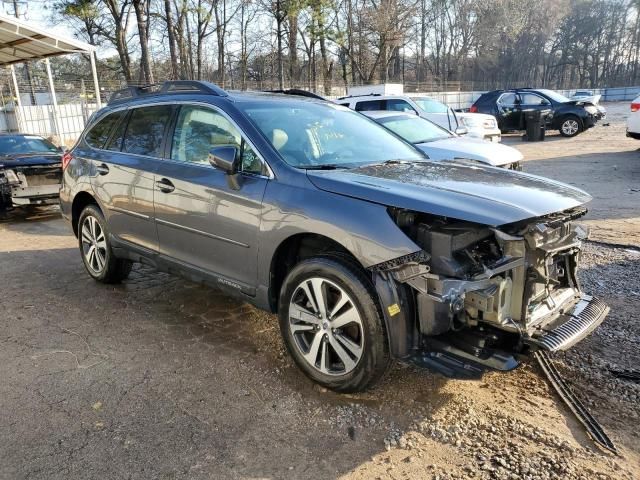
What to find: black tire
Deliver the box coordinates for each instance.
[77,204,132,283]
[278,256,390,393]
[558,115,582,137]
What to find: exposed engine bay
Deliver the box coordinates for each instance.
[0,164,61,209]
[378,206,609,375]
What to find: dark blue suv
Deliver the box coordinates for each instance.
[60,81,608,392]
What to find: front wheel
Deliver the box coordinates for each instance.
[78,204,132,283]
[559,116,582,137]
[278,256,390,393]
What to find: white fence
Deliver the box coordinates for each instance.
[2,102,98,146]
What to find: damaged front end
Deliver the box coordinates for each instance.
[0,163,61,209]
[374,207,609,378]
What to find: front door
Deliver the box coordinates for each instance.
[496,92,522,130]
[153,104,269,293]
[89,105,174,252]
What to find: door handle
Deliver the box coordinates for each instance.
[96,163,109,175]
[156,178,175,193]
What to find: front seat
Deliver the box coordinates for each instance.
[269,128,304,165]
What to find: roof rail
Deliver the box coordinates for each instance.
[108,80,228,104]
[336,93,382,100]
[264,89,326,100]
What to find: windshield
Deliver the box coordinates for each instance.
[377,115,452,144]
[410,97,449,114]
[537,89,570,103]
[239,101,425,168]
[0,135,59,155]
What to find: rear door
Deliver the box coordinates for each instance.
[153,103,269,293]
[90,104,174,252]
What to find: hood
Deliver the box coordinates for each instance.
[416,137,523,167]
[0,153,62,169]
[306,161,591,226]
[570,94,601,105]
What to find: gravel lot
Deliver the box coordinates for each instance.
[1,103,638,479]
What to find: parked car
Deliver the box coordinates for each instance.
[571,90,594,99]
[336,94,502,142]
[0,133,64,211]
[627,95,640,139]
[61,81,608,392]
[363,111,523,169]
[471,88,605,137]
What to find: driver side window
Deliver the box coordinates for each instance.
[521,93,549,106]
[498,93,518,106]
[170,105,265,175]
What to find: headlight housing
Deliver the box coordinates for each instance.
[460,116,482,127]
[461,116,497,129]
[4,169,19,184]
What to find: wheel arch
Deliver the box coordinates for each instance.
[555,112,583,131]
[71,191,101,237]
[267,233,360,313]
[267,232,418,359]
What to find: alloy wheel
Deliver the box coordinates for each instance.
[288,277,364,376]
[81,215,107,274]
[562,119,579,136]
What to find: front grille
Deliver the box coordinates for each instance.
[530,295,609,351]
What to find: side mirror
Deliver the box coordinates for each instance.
[208,146,242,190]
[455,126,468,136]
[208,146,239,173]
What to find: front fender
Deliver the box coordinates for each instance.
[257,180,421,289]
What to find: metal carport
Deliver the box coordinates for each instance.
[0,13,101,136]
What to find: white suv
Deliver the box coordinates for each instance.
[627,95,640,139]
[336,94,502,142]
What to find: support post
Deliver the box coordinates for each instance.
[90,51,102,109]
[9,65,23,132]
[45,58,61,138]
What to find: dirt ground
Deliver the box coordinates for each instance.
[0,103,638,480]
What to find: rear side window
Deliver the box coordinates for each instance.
[355,100,384,111]
[521,93,548,106]
[386,99,416,113]
[122,105,173,157]
[85,111,124,149]
[105,112,128,151]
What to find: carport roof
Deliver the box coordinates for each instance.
[0,13,94,66]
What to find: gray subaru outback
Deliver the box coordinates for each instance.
[60,81,608,392]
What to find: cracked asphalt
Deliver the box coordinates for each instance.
[1,103,638,479]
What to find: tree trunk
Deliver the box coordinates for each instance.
[288,11,298,87]
[164,0,179,79]
[133,0,154,84]
[276,0,285,90]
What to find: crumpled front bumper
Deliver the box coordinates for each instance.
[525,294,609,351]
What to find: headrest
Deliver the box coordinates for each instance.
[271,128,288,150]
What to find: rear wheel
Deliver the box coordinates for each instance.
[559,115,582,137]
[78,204,132,283]
[278,256,389,392]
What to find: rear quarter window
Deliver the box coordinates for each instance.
[85,111,125,149]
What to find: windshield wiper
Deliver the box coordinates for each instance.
[304,164,349,170]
